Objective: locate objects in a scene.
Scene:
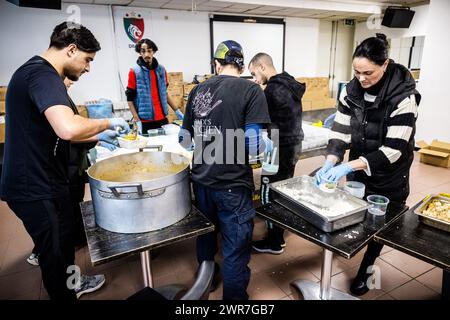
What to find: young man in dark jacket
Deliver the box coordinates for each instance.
[248,53,305,254]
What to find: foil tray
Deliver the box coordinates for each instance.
[414,195,450,233]
[269,176,370,232]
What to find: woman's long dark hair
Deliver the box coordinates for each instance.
[353,33,389,66]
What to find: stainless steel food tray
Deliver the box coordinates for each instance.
[269,176,370,232]
[414,195,450,233]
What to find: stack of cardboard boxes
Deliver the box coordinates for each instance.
[166,72,185,123]
[0,87,6,144]
[296,77,336,111]
[166,72,214,123]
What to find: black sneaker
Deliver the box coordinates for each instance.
[350,277,370,296]
[252,239,284,255]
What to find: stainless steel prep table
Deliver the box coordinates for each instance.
[80,201,214,288]
[256,201,408,300]
[374,202,449,299]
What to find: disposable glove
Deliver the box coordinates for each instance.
[175,109,184,120]
[262,133,273,154]
[98,141,117,151]
[98,129,119,146]
[108,118,130,134]
[136,121,143,135]
[314,160,335,186]
[322,163,353,182]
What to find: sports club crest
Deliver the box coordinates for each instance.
[123,12,144,43]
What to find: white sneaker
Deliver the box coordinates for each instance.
[26,253,39,266]
[75,274,106,299]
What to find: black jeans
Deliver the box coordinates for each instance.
[260,143,302,246]
[8,197,77,300]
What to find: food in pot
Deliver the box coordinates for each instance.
[95,160,187,182]
[422,200,450,222]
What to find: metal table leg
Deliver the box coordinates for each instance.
[140,250,153,288]
[291,249,359,300]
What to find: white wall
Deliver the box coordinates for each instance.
[331,20,355,97]
[317,20,333,78]
[416,0,450,142]
[0,1,338,104]
[285,17,320,77]
[111,7,211,101]
[0,1,120,104]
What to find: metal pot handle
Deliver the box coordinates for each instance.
[139,145,163,152]
[108,184,144,197]
[106,184,166,198]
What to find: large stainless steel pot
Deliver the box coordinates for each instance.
[87,150,191,233]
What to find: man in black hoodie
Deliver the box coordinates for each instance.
[249,53,305,254]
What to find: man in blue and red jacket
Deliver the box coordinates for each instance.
[126,38,184,133]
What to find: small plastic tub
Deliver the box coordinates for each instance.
[117,136,148,149]
[367,195,390,216]
[344,181,365,199]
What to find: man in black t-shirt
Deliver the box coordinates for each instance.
[0,22,130,300]
[180,40,270,300]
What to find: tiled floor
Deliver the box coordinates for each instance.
[0,152,447,300]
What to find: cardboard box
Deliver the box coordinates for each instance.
[183,83,196,96]
[417,140,450,168]
[0,101,5,114]
[167,72,183,83]
[302,100,312,112]
[303,90,329,100]
[168,92,184,112]
[168,83,184,96]
[410,70,420,80]
[0,115,5,143]
[304,98,336,111]
[0,87,6,101]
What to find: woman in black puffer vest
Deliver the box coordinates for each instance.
[315,34,421,296]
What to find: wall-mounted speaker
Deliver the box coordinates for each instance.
[6,0,61,10]
[382,7,415,28]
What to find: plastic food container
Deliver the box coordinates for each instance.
[367,195,389,216]
[117,136,148,149]
[344,181,365,199]
[162,124,180,135]
[147,129,164,137]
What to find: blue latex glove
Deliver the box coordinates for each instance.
[175,109,184,120]
[108,118,130,134]
[322,163,353,182]
[98,129,119,146]
[315,160,335,186]
[98,141,117,151]
[136,121,143,135]
[262,134,273,154]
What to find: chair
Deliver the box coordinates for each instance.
[127,260,215,300]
